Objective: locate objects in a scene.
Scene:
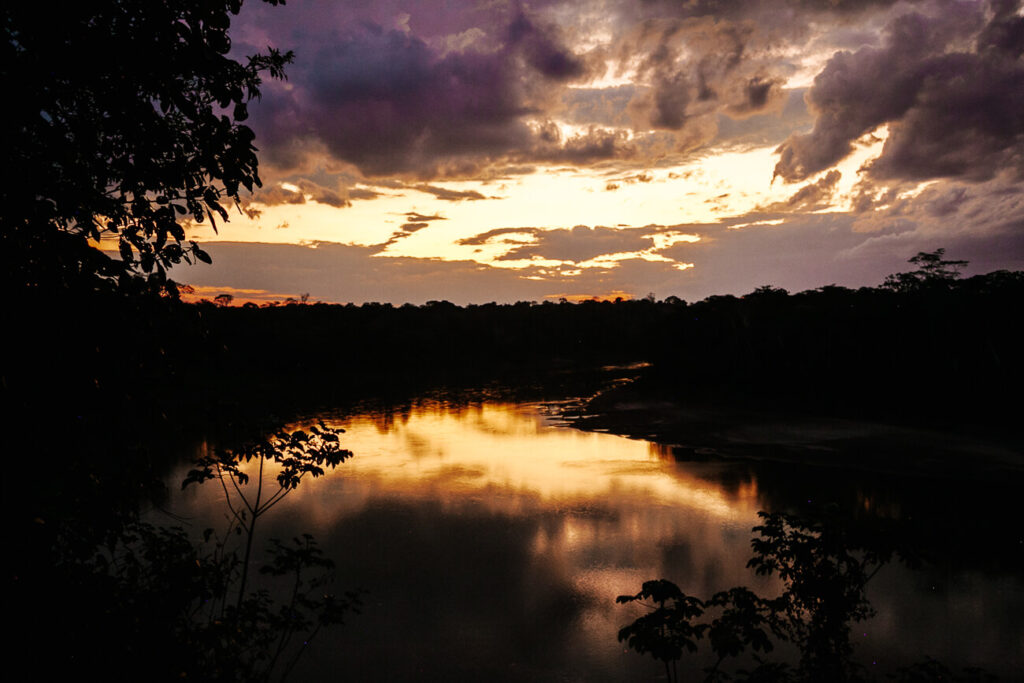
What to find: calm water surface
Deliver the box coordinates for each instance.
[168,398,1024,681]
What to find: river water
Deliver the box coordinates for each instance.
[167,395,1024,681]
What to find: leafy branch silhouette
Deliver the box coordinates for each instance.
[79,422,362,682]
[614,507,990,683]
[183,421,354,607]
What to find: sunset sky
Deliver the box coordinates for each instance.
[174,0,1023,304]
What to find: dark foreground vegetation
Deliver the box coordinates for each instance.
[616,505,1005,683]
[7,248,1022,679]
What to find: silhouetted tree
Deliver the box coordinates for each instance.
[617,508,930,682]
[2,1,292,294]
[883,249,969,292]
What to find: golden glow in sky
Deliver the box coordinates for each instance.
[166,0,1023,304]
[184,138,867,272]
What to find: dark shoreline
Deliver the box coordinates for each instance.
[560,378,1024,482]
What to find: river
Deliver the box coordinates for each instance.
[165,393,1024,681]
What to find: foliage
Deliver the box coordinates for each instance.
[882,249,970,292]
[616,580,708,682]
[27,423,361,682]
[2,0,293,294]
[746,508,907,681]
[89,521,361,682]
[617,581,782,683]
[615,508,970,683]
[184,421,354,606]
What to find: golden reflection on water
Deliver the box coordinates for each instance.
[171,400,1022,680]
[261,401,764,530]
[284,402,767,592]
[176,400,770,679]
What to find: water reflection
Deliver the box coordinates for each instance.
[169,399,1024,681]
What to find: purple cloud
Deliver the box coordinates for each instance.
[774,1,1024,183]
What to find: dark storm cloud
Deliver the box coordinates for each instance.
[774,0,1024,183]
[273,24,532,177]
[240,0,899,181]
[237,0,971,183]
[243,5,604,180]
[505,7,588,81]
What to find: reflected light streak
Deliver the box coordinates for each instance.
[168,400,775,680]
[179,402,761,533]
[303,402,760,522]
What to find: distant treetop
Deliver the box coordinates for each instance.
[882,249,969,292]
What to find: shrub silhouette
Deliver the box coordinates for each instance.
[615,507,997,683]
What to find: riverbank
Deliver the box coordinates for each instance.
[562,378,1024,482]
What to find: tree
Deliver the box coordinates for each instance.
[183,422,354,607]
[2,1,292,295]
[76,424,360,682]
[617,508,925,682]
[882,249,969,292]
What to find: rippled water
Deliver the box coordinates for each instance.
[167,398,1024,681]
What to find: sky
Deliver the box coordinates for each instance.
[174,0,1024,304]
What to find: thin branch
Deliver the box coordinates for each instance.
[221,462,253,514]
[216,464,243,518]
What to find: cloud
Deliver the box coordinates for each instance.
[774,1,1024,183]
[171,241,564,304]
[175,192,1023,306]
[759,169,842,212]
[243,4,605,180]
[413,184,497,201]
[240,0,882,182]
[850,171,1024,244]
[206,0,1023,306]
[528,123,636,164]
[248,23,531,178]
[494,225,658,262]
[348,187,384,201]
[248,179,380,208]
[400,222,431,233]
[377,212,448,247]
[251,184,306,206]
[505,7,588,81]
[458,227,535,247]
[404,212,446,222]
